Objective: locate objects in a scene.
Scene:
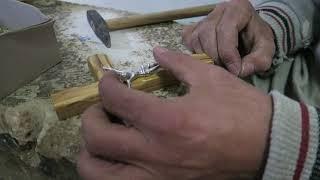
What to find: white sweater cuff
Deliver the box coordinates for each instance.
[262,91,319,180]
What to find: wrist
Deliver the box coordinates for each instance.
[255,93,273,177]
[243,92,272,177]
[256,94,273,179]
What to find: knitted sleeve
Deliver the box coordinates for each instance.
[262,91,320,180]
[253,0,320,67]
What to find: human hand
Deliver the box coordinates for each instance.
[182,0,275,77]
[78,47,273,180]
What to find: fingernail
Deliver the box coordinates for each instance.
[154,46,169,54]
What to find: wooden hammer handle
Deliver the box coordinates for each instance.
[107,4,216,31]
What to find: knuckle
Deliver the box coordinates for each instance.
[260,57,272,71]
[219,49,237,64]
[242,62,255,77]
[207,2,227,19]
[182,26,190,36]
[230,0,250,7]
[263,24,275,39]
[81,110,90,125]
[229,0,253,18]
[77,155,88,176]
[191,30,200,42]
[81,109,94,132]
[216,1,228,10]
[199,33,216,52]
[77,162,87,178]
[230,0,241,5]
[76,152,84,167]
[252,56,272,72]
[182,27,192,43]
[191,36,199,48]
[184,30,199,50]
[84,132,103,154]
[98,77,109,95]
[216,23,234,39]
[216,22,225,34]
[198,22,212,36]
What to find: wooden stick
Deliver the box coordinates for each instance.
[52,54,213,120]
[52,82,100,120]
[88,54,113,81]
[107,4,216,31]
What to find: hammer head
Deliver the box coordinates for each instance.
[87,10,111,48]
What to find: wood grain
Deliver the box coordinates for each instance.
[107,4,216,31]
[52,82,100,120]
[88,54,113,81]
[52,53,213,120]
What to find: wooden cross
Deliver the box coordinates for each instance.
[51,53,213,120]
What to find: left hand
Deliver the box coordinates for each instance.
[182,0,275,77]
[77,47,272,180]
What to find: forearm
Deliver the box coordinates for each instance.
[262,91,320,179]
[253,0,319,63]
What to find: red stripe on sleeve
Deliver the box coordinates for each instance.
[293,103,310,180]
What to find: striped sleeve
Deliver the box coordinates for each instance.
[262,91,320,180]
[254,0,319,66]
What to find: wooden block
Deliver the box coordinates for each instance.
[88,54,113,81]
[52,53,213,120]
[52,82,100,120]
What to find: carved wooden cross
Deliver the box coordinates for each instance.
[51,54,213,120]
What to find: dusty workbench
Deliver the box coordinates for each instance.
[0,0,193,179]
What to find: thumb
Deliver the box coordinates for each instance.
[218,47,242,76]
[240,34,275,77]
[240,52,272,77]
[153,47,201,85]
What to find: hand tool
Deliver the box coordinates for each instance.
[87,4,216,48]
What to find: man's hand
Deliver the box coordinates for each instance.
[182,0,275,77]
[78,47,273,180]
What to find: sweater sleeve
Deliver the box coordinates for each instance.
[262,91,320,180]
[253,0,320,67]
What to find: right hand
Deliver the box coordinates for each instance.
[182,0,275,77]
[78,47,272,180]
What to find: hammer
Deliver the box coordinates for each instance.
[87,4,216,48]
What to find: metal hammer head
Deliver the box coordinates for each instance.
[87,10,111,48]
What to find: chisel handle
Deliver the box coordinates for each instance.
[107,4,216,31]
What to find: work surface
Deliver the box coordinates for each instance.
[0,0,213,179]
